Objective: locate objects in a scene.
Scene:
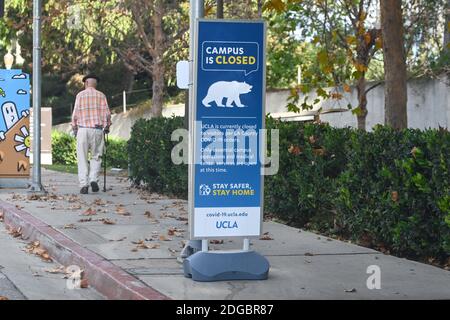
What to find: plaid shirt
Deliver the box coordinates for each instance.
[72,87,111,130]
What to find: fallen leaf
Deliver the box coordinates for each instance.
[78,218,92,223]
[68,195,80,203]
[82,208,97,216]
[343,84,351,93]
[288,145,302,155]
[259,233,274,240]
[168,227,184,237]
[7,226,22,238]
[391,191,399,202]
[176,216,188,221]
[63,224,77,229]
[45,266,66,274]
[159,235,172,241]
[80,279,89,289]
[144,211,153,218]
[24,241,52,262]
[27,194,41,201]
[102,218,116,225]
[115,205,130,216]
[312,148,326,156]
[132,240,160,250]
[93,198,106,206]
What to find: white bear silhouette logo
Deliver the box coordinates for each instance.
[202,81,252,108]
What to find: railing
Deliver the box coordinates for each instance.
[109,88,151,113]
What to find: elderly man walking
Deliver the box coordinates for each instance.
[71,74,111,194]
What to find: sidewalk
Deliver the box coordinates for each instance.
[0,219,104,300]
[0,168,449,300]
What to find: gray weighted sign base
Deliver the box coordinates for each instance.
[183,250,270,282]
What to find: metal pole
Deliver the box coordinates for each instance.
[31,0,44,192]
[122,90,127,113]
[243,239,250,251]
[195,0,207,253]
[188,0,205,253]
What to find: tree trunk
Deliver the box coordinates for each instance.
[217,0,224,18]
[257,0,263,18]
[150,2,166,117]
[151,61,165,117]
[381,0,408,129]
[445,0,450,54]
[356,76,368,130]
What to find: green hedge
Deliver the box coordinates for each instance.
[51,131,128,169]
[336,126,450,260]
[52,131,77,165]
[128,117,450,263]
[128,117,188,198]
[265,118,352,231]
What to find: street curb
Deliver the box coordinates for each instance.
[0,200,170,300]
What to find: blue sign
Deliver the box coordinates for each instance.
[192,20,266,238]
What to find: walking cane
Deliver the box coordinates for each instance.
[103,132,108,192]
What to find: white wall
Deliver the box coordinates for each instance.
[320,77,449,130]
[54,77,449,139]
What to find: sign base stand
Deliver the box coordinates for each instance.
[183,250,270,282]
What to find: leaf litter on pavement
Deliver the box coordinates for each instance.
[259,232,274,240]
[115,204,131,216]
[131,240,160,251]
[82,208,97,216]
[7,226,22,238]
[24,241,52,262]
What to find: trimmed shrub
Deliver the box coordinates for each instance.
[52,131,77,165]
[104,137,128,169]
[128,117,188,198]
[335,126,450,261]
[51,131,128,169]
[265,118,352,231]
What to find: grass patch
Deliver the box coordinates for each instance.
[43,164,78,174]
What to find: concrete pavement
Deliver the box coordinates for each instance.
[0,168,449,300]
[0,220,104,300]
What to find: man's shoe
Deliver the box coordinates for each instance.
[80,186,89,194]
[90,181,99,192]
